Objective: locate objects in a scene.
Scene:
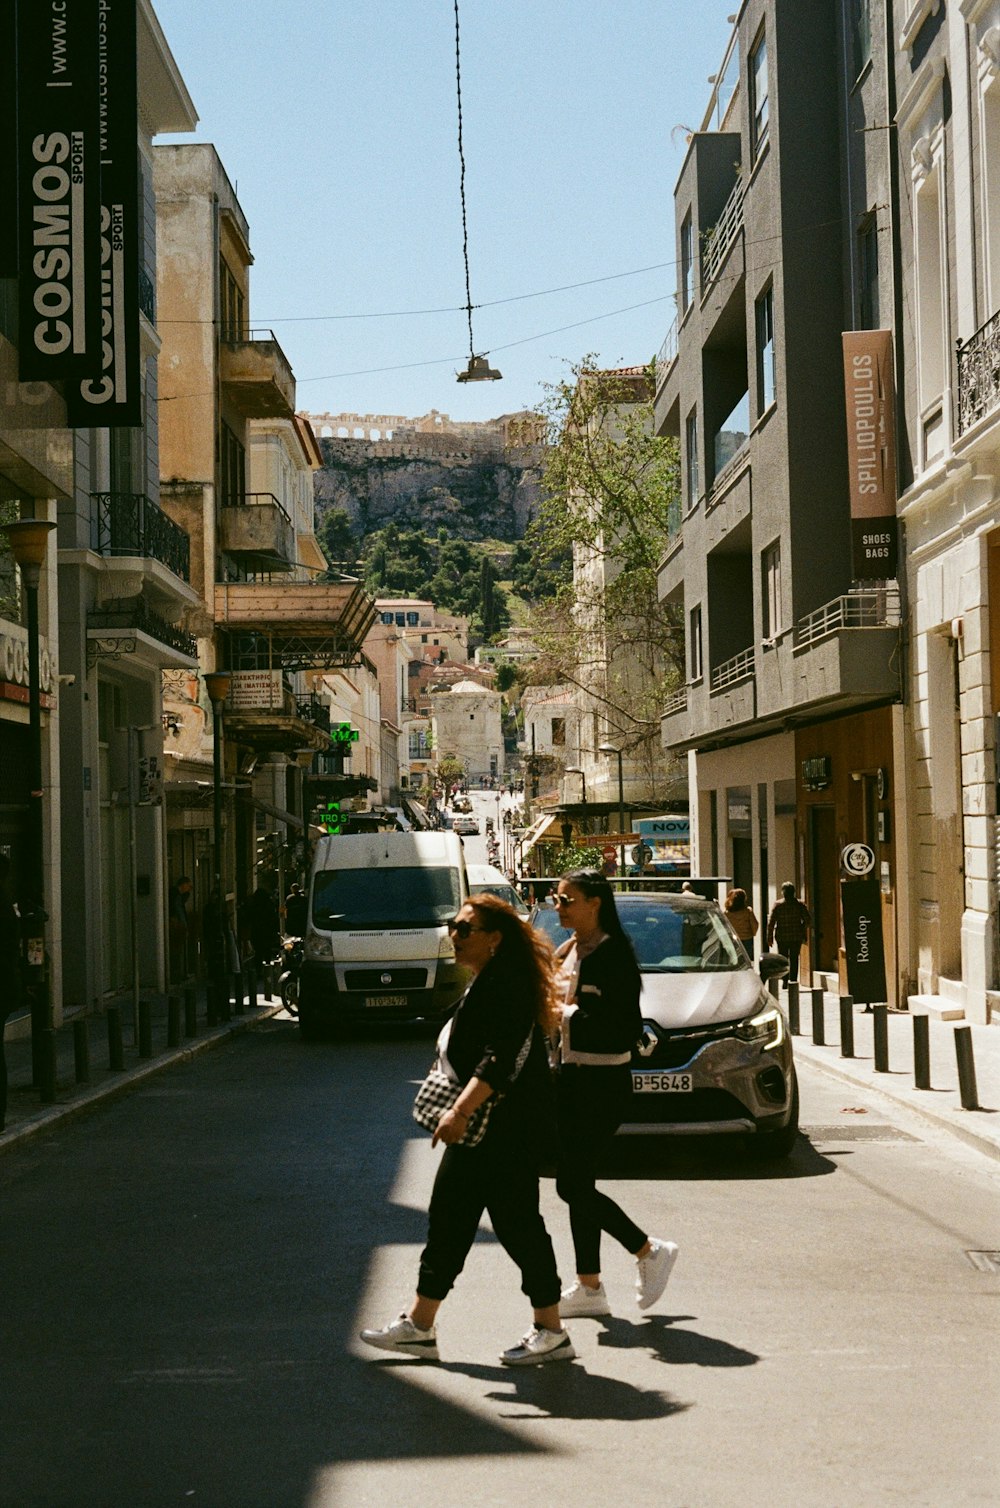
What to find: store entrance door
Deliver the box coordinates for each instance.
[808,804,839,977]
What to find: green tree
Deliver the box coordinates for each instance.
[317,506,359,570]
[436,753,465,797]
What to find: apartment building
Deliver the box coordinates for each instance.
[656,1,904,1000]
[892,0,1000,1023]
[155,144,374,939]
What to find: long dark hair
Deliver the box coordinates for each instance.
[560,867,640,979]
[467,892,558,1034]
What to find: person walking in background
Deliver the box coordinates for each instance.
[724,887,759,961]
[552,868,678,1320]
[244,876,281,999]
[361,894,574,1367]
[766,882,811,985]
[283,883,308,937]
[167,875,194,984]
[0,854,22,1129]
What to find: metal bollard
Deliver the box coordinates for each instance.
[73,1019,90,1083]
[954,1025,980,1110]
[839,995,854,1059]
[873,1004,889,1072]
[811,988,825,1046]
[107,1005,124,1071]
[245,962,258,1009]
[787,981,800,1035]
[768,975,779,1000]
[167,993,181,1049]
[138,998,153,1059]
[184,986,198,1038]
[913,1014,931,1090]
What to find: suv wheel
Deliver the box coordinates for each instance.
[746,1073,799,1160]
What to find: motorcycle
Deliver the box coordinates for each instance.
[278,935,303,1015]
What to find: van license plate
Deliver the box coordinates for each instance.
[632,1072,693,1093]
[366,994,407,1010]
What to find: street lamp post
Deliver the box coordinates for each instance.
[564,765,588,844]
[2,518,57,1100]
[598,742,626,877]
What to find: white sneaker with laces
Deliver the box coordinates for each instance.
[500,1326,576,1366]
[360,1311,439,1361]
[559,1281,611,1318]
[635,1239,679,1310]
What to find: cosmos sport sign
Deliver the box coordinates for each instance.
[14,0,140,426]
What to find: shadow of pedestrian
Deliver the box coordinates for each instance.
[595,1314,760,1368]
[434,1360,691,1422]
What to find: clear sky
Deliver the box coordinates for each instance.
[152,1,737,424]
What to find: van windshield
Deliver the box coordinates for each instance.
[312,866,461,930]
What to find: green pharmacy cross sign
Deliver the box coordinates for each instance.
[320,801,342,834]
[330,723,360,746]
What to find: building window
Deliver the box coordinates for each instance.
[689,604,703,682]
[859,215,880,328]
[915,157,945,461]
[395,612,405,626]
[756,288,776,412]
[850,0,871,75]
[381,612,394,624]
[220,422,245,506]
[749,30,769,154]
[762,541,782,639]
[406,612,419,626]
[219,258,245,342]
[685,410,699,510]
[681,212,695,312]
[552,717,566,746]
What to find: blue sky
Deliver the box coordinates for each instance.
[152,1,737,423]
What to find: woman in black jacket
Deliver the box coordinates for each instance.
[361,893,574,1367]
[553,869,678,1318]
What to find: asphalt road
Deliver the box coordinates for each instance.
[2,1017,998,1508]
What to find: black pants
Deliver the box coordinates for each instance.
[781,943,802,983]
[418,1124,561,1310]
[556,1065,646,1275]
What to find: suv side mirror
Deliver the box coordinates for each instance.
[759,952,789,982]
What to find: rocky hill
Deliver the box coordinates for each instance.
[307,409,547,544]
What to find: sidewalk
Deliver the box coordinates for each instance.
[1,981,283,1153]
[786,984,1000,1161]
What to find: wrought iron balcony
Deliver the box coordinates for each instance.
[91,493,190,582]
[138,266,155,324]
[957,309,1000,436]
[296,695,331,732]
[88,595,197,660]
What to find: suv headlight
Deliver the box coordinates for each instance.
[734,1006,784,1049]
[304,930,333,961]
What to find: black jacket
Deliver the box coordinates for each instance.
[557,932,641,1062]
[445,957,553,1136]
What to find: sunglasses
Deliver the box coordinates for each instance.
[553,894,578,907]
[447,919,485,938]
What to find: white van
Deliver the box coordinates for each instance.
[299,830,469,1038]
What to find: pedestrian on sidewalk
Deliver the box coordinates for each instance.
[243,877,281,999]
[725,887,759,960]
[766,882,811,985]
[361,894,574,1367]
[0,854,23,1129]
[552,869,678,1321]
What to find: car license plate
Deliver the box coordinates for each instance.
[632,1071,693,1093]
[365,994,407,1009]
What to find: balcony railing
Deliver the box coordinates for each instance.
[656,315,678,378]
[91,493,190,582]
[794,585,901,648]
[295,695,331,732]
[702,174,745,287]
[957,308,1000,436]
[662,686,688,716]
[138,266,155,324]
[88,596,197,659]
[710,645,755,691]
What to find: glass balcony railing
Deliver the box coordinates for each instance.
[712,391,750,481]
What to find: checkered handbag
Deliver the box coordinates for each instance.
[412,1016,534,1148]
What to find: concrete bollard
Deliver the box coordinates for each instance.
[811,988,826,1046]
[787,981,800,1035]
[873,1004,889,1072]
[107,1006,124,1071]
[183,987,198,1038]
[913,1014,931,1090]
[954,1025,980,1110]
[167,993,181,1049]
[138,998,153,1059]
[839,995,854,1058]
[73,1019,90,1083]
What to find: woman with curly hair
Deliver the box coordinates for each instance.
[361,893,574,1367]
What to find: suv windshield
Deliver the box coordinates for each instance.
[312,866,461,930]
[618,900,744,972]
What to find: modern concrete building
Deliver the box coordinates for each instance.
[655,1,904,1000]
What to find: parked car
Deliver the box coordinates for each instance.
[451,796,473,813]
[532,888,796,1156]
[451,814,480,835]
[466,862,529,915]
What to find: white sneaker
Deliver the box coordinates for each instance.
[360,1311,439,1361]
[500,1326,576,1366]
[559,1281,611,1318]
[635,1239,679,1311]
